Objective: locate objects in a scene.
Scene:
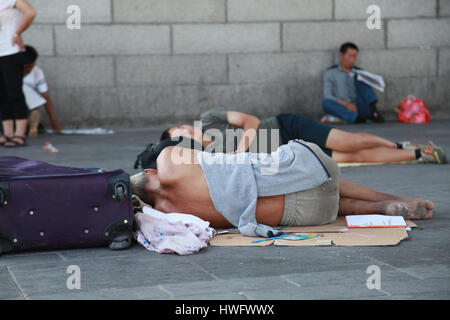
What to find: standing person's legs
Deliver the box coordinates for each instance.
[0,56,12,144]
[322,99,359,123]
[1,53,29,147]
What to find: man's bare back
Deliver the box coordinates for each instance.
[148,146,285,228]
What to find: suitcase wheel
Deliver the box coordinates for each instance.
[109,232,132,250]
[104,219,133,250]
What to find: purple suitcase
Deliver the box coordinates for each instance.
[0,156,134,254]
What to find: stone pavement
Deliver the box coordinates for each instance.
[0,120,449,300]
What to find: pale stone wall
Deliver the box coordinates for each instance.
[23,0,450,128]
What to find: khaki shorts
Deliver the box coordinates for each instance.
[280,140,340,226]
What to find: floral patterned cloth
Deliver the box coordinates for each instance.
[134,206,216,255]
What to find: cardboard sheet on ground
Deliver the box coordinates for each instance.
[338,160,418,167]
[210,217,417,247]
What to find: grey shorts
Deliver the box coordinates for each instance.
[280,139,340,226]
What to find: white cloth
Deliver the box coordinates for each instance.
[23,66,48,93]
[23,83,46,110]
[134,206,216,255]
[0,0,21,57]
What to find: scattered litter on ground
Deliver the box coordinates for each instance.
[42,141,59,153]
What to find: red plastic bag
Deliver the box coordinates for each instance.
[394,96,430,124]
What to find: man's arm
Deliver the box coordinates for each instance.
[323,71,357,112]
[13,0,36,50]
[323,71,337,102]
[157,146,201,183]
[40,92,63,132]
[226,111,260,153]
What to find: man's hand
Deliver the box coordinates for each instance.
[338,100,357,112]
[51,120,63,133]
[346,103,357,112]
[41,92,63,133]
[13,0,36,46]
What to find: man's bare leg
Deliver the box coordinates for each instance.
[332,147,416,163]
[338,179,433,219]
[28,109,40,137]
[326,128,396,152]
[339,179,401,202]
[338,198,433,220]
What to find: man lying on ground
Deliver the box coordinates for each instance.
[131,139,433,237]
[160,107,447,164]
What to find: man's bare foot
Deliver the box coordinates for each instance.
[382,198,433,220]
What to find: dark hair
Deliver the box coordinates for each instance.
[340,42,359,54]
[160,127,173,141]
[23,45,39,64]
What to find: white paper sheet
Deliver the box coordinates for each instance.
[47,128,115,135]
[355,69,385,92]
[346,214,406,228]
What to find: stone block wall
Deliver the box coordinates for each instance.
[22,0,450,128]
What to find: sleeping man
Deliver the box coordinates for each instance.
[131,139,433,237]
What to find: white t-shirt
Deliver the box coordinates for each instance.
[23,65,49,93]
[23,65,48,110]
[0,0,21,57]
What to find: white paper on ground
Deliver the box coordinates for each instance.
[346,214,406,228]
[47,128,115,135]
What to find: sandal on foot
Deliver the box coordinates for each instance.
[0,134,11,146]
[4,135,27,148]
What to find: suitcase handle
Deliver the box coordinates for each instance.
[114,182,127,202]
[0,182,10,207]
[108,172,131,202]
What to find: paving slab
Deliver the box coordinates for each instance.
[0,267,21,300]
[1,120,449,300]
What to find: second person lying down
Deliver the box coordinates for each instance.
[161,107,447,164]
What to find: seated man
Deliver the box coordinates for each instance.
[131,141,433,236]
[322,42,384,124]
[160,107,447,164]
[22,45,62,136]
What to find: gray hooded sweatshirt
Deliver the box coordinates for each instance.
[197,139,331,237]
